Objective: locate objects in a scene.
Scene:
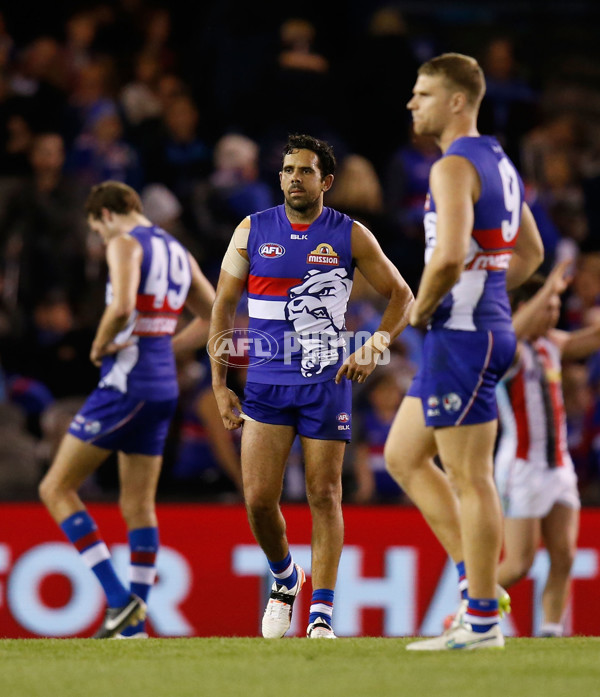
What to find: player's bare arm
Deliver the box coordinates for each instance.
[506,202,544,290]
[171,253,216,357]
[90,235,142,366]
[511,260,571,341]
[409,156,476,327]
[549,262,600,358]
[208,219,250,430]
[335,221,414,384]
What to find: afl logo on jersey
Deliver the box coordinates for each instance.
[259,243,286,258]
[336,412,350,423]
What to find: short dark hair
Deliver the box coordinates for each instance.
[282,134,336,178]
[419,52,486,108]
[84,181,143,219]
[509,273,545,312]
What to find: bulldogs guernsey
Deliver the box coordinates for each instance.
[424,136,524,332]
[246,205,354,384]
[98,225,192,400]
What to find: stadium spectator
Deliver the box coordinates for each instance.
[191,132,274,267]
[119,51,164,129]
[141,93,212,227]
[477,36,538,167]
[65,105,143,190]
[0,132,88,314]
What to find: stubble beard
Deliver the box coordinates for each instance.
[284,192,320,214]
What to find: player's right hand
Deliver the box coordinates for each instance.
[213,385,244,430]
[546,259,572,296]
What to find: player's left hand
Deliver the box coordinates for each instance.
[90,340,133,366]
[335,347,380,384]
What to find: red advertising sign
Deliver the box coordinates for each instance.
[0,503,598,638]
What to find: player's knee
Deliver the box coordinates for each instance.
[38,474,61,507]
[549,546,576,575]
[504,551,535,582]
[119,496,154,528]
[384,443,406,483]
[306,481,341,511]
[38,476,50,505]
[244,488,278,518]
[450,468,493,498]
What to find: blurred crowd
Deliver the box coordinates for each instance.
[2,1,600,503]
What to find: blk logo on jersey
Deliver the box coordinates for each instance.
[307,243,339,266]
[259,243,286,258]
[337,413,351,431]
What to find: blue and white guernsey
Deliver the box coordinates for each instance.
[99,225,192,400]
[246,205,354,384]
[424,136,524,332]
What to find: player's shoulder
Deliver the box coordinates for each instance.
[108,232,143,254]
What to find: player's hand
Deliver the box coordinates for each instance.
[335,346,380,384]
[409,303,429,328]
[89,340,134,366]
[546,259,572,296]
[213,384,244,430]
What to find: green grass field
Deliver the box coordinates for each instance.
[2,637,599,697]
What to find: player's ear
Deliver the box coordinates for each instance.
[450,91,467,113]
[322,173,334,193]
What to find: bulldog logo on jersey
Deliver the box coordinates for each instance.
[443,393,462,413]
[307,243,340,266]
[285,268,352,378]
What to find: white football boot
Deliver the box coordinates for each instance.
[262,564,306,638]
[307,619,337,639]
[407,622,504,651]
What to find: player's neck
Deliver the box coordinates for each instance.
[439,121,479,153]
[118,212,153,234]
[284,201,324,225]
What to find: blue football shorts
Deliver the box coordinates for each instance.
[68,387,178,456]
[242,379,352,441]
[407,328,516,427]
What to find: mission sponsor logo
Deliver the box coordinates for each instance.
[307,243,339,266]
[259,243,285,258]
